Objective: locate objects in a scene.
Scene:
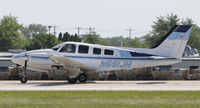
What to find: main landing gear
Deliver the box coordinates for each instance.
[68,74,87,84]
[78,74,87,83]
[68,77,77,84]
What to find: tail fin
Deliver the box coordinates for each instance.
[151,25,192,58]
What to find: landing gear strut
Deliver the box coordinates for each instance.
[20,60,28,83]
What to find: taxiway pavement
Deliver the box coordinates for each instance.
[0,80,200,91]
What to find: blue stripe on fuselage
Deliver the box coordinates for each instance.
[13,55,26,58]
[63,55,175,60]
[30,56,49,60]
[30,55,175,60]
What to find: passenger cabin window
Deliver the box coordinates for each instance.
[78,45,89,54]
[104,49,114,55]
[59,44,76,53]
[93,48,101,55]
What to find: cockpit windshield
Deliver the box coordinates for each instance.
[51,43,63,51]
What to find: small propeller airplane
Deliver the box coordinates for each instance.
[11,25,192,84]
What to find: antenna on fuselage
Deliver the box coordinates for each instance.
[80,34,88,43]
[81,38,85,43]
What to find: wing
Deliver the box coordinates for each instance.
[48,54,94,71]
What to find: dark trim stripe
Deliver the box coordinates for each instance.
[129,52,155,57]
[175,25,192,33]
[151,25,179,48]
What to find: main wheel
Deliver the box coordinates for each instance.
[68,77,77,84]
[78,74,87,83]
[20,76,27,83]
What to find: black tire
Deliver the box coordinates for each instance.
[20,76,27,83]
[68,77,77,84]
[78,74,87,83]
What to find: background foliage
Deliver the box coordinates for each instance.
[0,13,199,51]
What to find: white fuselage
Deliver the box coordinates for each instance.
[11,42,181,72]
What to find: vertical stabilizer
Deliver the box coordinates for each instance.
[152,25,192,58]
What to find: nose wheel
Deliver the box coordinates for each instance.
[20,76,27,83]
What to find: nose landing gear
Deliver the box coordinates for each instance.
[20,57,28,84]
[20,76,27,83]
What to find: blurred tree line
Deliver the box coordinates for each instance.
[141,13,200,50]
[100,13,200,50]
[0,13,200,51]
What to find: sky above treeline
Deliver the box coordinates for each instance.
[0,0,199,38]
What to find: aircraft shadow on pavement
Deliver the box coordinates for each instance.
[136,82,167,85]
[34,81,96,86]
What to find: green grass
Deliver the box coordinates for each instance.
[0,91,200,108]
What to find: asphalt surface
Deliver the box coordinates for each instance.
[0,80,200,91]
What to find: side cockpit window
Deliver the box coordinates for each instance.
[60,44,76,53]
[78,45,89,54]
